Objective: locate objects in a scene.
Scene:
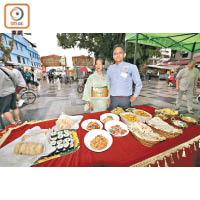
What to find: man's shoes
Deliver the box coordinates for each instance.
[18,99,25,107]
[188,109,194,114]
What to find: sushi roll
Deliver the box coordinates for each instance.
[64,130,70,134]
[50,136,57,141]
[56,140,63,145]
[51,131,57,138]
[56,144,64,152]
[57,133,64,139]
[69,138,74,144]
[50,140,57,146]
[63,132,70,138]
[63,142,70,150]
[69,142,74,150]
[63,141,69,148]
[63,138,71,143]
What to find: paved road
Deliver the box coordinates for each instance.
[1,78,200,128]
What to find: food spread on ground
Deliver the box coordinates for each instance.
[155,108,178,116]
[128,122,166,146]
[103,116,114,124]
[90,134,108,151]
[86,121,101,131]
[146,117,183,138]
[111,107,125,115]
[109,125,127,136]
[56,116,74,130]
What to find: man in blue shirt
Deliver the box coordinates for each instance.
[107,44,142,110]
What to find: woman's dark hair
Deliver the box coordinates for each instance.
[95,58,105,65]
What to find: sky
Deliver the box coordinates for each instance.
[24,32,92,67]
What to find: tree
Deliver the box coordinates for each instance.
[57,33,161,70]
[126,42,161,74]
[57,33,126,62]
[0,33,14,63]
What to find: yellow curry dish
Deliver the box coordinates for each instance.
[155,108,178,116]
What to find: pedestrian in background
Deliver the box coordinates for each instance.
[0,62,23,125]
[175,60,199,114]
[7,65,27,107]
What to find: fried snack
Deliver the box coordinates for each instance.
[56,116,74,130]
[122,113,139,122]
[129,122,166,141]
[146,117,183,138]
[21,135,31,141]
[14,142,44,156]
[90,135,108,150]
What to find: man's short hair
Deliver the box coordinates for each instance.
[113,44,126,54]
[188,60,197,66]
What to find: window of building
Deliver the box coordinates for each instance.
[20,45,23,51]
[22,57,26,64]
[17,56,21,63]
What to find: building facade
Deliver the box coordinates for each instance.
[0,33,41,70]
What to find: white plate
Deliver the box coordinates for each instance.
[81,119,103,131]
[100,113,120,124]
[84,129,113,152]
[105,120,129,137]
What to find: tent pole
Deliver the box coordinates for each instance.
[134,33,138,64]
[190,42,196,60]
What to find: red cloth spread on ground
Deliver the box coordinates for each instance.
[1,105,200,167]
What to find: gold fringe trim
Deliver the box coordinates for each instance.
[0,118,57,148]
[194,142,197,151]
[130,135,200,167]
[170,154,175,164]
[182,147,186,157]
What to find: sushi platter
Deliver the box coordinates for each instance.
[34,129,80,164]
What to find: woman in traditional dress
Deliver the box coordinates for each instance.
[82,58,110,113]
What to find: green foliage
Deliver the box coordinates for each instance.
[57,33,126,62]
[57,33,161,69]
[126,42,161,69]
[0,33,14,63]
